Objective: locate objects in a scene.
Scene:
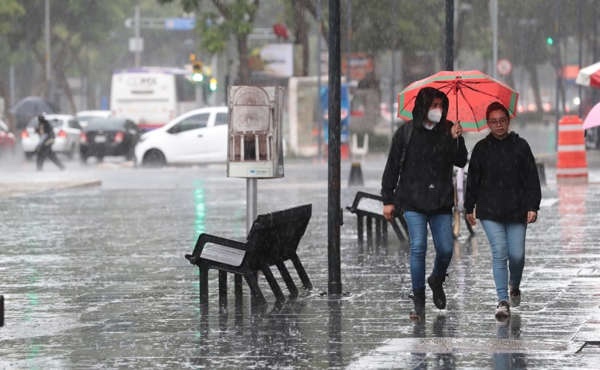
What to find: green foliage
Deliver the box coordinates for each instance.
[0,0,24,35]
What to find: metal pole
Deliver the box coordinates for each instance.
[134,4,141,68]
[390,51,396,136]
[390,1,397,137]
[328,0,342,296]
[577,0,583,117]
[317,0,323,160]
[345,0,352,83]
[445,0,454,71]
[246,178,257,233]
[242,177,257,304]
[490,0,498,78]
[44,0,52,99]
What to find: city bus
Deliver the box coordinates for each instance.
[110,67,196,131]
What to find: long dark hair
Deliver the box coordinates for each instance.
[412,87,449,125]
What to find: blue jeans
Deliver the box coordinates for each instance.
[480,220,526,302]
[404,211,454,292]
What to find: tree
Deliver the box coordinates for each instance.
[3,0,133,113]
[159,0,259,84]
[0,0,25,126]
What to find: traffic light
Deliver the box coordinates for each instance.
[546,36,554,46]
[192,61,204,82]
[208,77,217,92]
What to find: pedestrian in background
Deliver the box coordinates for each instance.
[381,87,468,321]
[36,114,64,171]
[465,101,541,321]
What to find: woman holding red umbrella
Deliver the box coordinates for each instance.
[381,87,467,321]
[465,101,541,321]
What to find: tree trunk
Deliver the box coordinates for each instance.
[294,0,309,76]
[237,34,250,84]
[526,63,543,119]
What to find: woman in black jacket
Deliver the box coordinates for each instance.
[465,101,541,320]
[381,87,468,320]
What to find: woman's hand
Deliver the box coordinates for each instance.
[466,213,476,226]
[451,121,463,139]
[527,211,537,224]
[383,204,395,221]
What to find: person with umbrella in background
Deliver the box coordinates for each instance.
[465,101,541,321]
[36,114,64,171]
[381,87,467,321]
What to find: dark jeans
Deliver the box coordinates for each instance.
[37,145,64,170]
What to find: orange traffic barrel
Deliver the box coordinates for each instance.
[556,115,588,179]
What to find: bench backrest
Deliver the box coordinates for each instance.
[347,191,386,218]
[245,204,312,268]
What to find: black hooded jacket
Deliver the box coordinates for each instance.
[381,88,468,215]
[464,132,541,223]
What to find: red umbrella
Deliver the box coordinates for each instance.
[576,62,600,88]
[397,70,519,132]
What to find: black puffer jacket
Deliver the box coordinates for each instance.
[381,120,468,215]
[464,132,541,223]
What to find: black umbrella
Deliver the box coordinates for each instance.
[10,96,58,130]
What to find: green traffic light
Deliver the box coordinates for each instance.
[209,77,217,92]
[192,73,204,83]
[546,36,554,46]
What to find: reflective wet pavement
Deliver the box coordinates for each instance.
[1,150,600,369]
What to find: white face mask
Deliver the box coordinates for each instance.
[427,108,442,124]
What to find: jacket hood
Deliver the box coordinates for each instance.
[412,87,449,128]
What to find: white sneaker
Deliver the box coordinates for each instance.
[495,300,510,320]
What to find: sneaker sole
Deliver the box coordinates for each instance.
[495,312,510,321]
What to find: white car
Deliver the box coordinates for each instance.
[134,106,229,167]
[20,114,82,159]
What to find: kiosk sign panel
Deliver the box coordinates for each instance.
[227,86,285,178]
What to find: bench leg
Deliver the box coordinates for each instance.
[276,262,299,298]
[290,254,313,290]
[245,272,266,306]
[261,264,286,303]
[375,218,382,247]
[234,275,243,307]
[357,215,364,247]
[366,216,373,248]
[199,264,209,308]
[218,271,227,311]
[382,221,388,246]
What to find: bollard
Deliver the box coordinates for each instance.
[1,295,3,327]
[348,162,364,186]
[556,115,588,180]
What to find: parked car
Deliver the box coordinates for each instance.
[134,106,229,167]
[80,117,140,163]
[20,114,82,160]
[76,110,112,129]
[0,119,16,155]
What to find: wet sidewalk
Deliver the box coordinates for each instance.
[0,155,599,369]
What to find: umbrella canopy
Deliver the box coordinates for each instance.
[10,96,57,130]
[576,62,600,88]
[583,101,600,130]
[397,70,519,132]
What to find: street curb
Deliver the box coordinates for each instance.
[0,179,102,198]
